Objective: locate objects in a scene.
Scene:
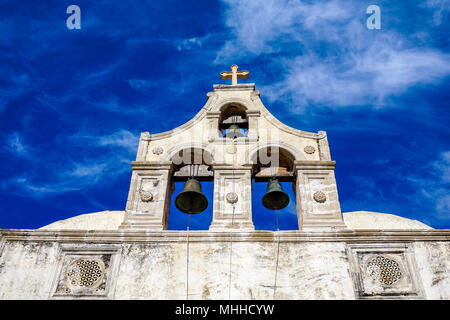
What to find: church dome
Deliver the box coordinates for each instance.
[39,210,125,230]
[38,210,432,231]
[342,211,432,230]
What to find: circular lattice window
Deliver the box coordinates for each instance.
[367,255,403,286]
[66,258,105,289]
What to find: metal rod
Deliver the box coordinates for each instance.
[273,208,280,299]
[228,204,235,300]
[189,164,199,179]
[270,166,277,178]
[186,214,191,300]
[228,165,236,300]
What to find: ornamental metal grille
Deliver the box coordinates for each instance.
[67,258,104,288]
[367,255,403,286]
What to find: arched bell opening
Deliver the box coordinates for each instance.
[250,146,299,230]
[166,148,214,230]
[219,103,248,139]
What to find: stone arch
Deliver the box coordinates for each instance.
[248,143,300,230]
[165,144,215,230]
[165,143,215,167]
[218,102,249,138]
[217,99,251,112]
[246,142,305,169]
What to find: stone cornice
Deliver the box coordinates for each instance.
[1,229,449,243]
[246,110,261,117]
[294,160,336,170]
[147,93,219,141]
[131,161,172,170]
[213,83,256,91]
[210,163,253,171]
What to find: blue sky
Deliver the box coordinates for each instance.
[0,0,449,230]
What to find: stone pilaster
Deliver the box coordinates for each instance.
[135,132,151,161]
[294,160,347,231]
[317,131,332,161]
[119,161,173,230]
[209,164,254,231]
[206,111,221,142]
[246,110,260,141]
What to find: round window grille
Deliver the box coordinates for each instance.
[67,258,105,289]
[367,255,402,286]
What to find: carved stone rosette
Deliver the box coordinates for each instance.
[304,145,316,154]
[313,191,327,203]
[226,192,239,204]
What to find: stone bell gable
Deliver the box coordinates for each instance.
[119,65,346,231]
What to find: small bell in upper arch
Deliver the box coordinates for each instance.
[262,177,290,210]
[225,124,245,139]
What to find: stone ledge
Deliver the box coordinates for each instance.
[131,161,172,170]
[1,229,449,243]
[294,160,336,170]
[213,83,255,91]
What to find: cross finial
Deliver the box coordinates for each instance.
[220,64,249,85]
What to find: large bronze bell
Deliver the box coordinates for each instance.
[262,178,290,210]
[226,124,244,139]
[175,178,208,214]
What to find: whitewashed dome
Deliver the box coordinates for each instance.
[39,210,432,230]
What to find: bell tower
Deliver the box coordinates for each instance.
[119,65,347,231]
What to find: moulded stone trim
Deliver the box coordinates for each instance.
[346,243,425,299]
[295,167,346,230]
[294,160,336,170]
[164,142,216,164]
[49,243,122,300]
[210,167,254,231]
[213,83,256,91]
[246,141,306,164]
[122,166,172,230]
[0,236,4,259]
[2,229,449,243]
[251,97,325,140]
[148,93,219,141]
[131,161,173,170]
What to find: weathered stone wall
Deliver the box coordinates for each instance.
[0,229,448,299]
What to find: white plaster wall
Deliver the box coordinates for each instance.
[0,237,448,299]
[0,241,59,299]
[413,241,450,299]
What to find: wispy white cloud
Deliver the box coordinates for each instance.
[263,45,450,112]
[95,129,139,154]
[218,0,450,111]
[5,132,31,159]
[423,0,450,25]
[174,34,211,51]
[432,151,450,183]
[2,176,80,195]
[343,150,450,228]
[2,129,138,198]
[128,79,155,91]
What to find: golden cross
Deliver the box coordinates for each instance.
[220,64,249,85]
